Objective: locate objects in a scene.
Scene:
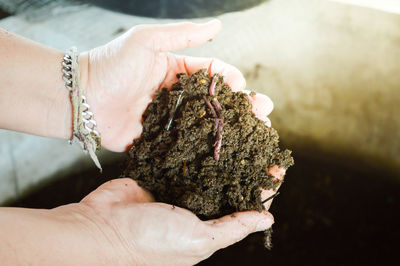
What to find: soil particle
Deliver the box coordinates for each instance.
[125,69,294,246]
[264,228,273,250]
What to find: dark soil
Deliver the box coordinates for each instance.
[124,69,293,219]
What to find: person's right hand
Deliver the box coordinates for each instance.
[53,178,274,265]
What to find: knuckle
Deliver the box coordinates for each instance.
[129,25,154,43]
[212,58,224,67]
[130,24,149,34]
[180,21,196,28]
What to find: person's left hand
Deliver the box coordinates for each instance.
[80,19,273,152]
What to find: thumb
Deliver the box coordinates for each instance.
[141,19,222,52]
[205,210,274,251]
[81,178,154,206]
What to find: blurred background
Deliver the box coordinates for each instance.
[0,0,399,265]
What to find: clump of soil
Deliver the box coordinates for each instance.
[125,69,293,234]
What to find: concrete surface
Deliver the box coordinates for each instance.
[1,0,399,204]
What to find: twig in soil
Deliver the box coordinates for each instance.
[262,192,280,204]
[202,96,218,118]
[166,90,184,131]
[214,117,224,161]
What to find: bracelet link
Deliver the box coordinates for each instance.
[62,47,102,170]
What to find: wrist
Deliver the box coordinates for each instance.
[48,203,125,265]
[59,48,102,169]
[39,48,73,140]
[78,51,89,99]
[78,50,101,139]
[0,206,108,265]
[57,50,90,141]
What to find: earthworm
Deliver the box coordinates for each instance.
[214,117,221,131]
[202,95,218,118]
[212,98,222,116]
[209,75,218,96]
[205,75,225,161]
[214,116,224,161]
[208,75,222,117]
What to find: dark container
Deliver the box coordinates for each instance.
[86,0,267,18]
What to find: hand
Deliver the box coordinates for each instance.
[80,19,273,152]
[80,18,285,205]
[77,30,282,263]
[61,178,273,265]
[77,20,284,262]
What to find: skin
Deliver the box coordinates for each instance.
[0,20,285,265]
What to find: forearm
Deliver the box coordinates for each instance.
[0,27,88,139]
[0,206,114,265]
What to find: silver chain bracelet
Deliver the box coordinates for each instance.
[62,47,102,171]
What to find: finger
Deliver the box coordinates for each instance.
[244,90,274,116]
[81,178,154,206]
[265,117,272,127]
[243,90,274,124]
[262,165,287,210]
[204,211,274,251]
[268,165,287,181]
[139,19,222,52]
[261,188,280,210]
[163,54,246,92]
